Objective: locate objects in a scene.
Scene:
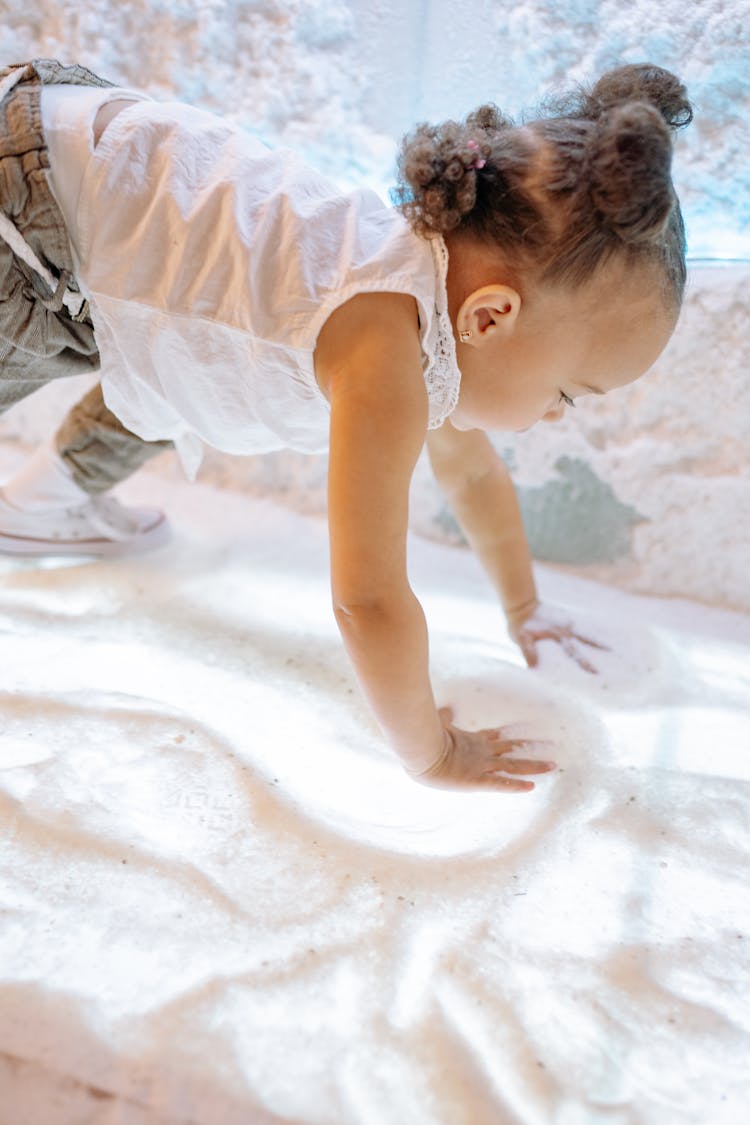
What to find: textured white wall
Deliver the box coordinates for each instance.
[3,0,748,254]
[0,1,748,610]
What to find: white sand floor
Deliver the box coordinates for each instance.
[0,469,748,1125]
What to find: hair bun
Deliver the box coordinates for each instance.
[395,109,510,236]
[588,102,675,243]
[588,64,693,131]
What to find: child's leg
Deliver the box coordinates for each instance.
[0,62,170,555]
[54,384,173,496]
[0,368,173,554]
[0,384,173,556]
[0,388,172,553]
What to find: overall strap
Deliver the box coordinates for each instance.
[0,66,24,104]
[0,208,88,319]
[0,64,88,320]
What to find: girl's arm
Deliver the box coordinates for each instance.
[318,291,443,773]
[426,421,606,671]
[426,422,539,629]
[315,292,554,787]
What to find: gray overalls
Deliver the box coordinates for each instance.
[0,58,171,494]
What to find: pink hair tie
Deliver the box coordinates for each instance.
[467,139,487,170]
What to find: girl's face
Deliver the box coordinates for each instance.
[450,267,676,433]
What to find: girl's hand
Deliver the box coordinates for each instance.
[508,602,608,674]
[408,707,556,792]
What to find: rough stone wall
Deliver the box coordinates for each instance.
[0,1,748,610]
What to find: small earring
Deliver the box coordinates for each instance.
[459,330,472,343]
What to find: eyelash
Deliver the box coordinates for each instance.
[560,391,576,408]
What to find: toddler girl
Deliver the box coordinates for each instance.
[0,59,692,789]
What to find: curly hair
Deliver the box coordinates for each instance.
[394,64,693,307]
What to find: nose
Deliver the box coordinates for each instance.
[541,403,565,423]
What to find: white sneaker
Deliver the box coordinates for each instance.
[0,490,170,557]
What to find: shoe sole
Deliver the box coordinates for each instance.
[0,513,171,558]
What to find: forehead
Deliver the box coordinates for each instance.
[580,285,675,387]
[537,262,676,386]
[585,254,676,315]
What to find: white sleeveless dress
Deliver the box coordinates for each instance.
[41,87,463,478]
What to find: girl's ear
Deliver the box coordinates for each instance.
[456,284,521,345]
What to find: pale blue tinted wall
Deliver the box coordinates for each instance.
[343,0,750,258]
[3,0,747,254]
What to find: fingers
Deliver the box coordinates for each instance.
[484,734,556,777]
[490,756,556,775]
[426,714,556,792]
[575,633,610,652]
[480,753,555,790]
[469,730,555,765]
[483,775,536,792]
[561,636,598,674]
[518,625,606,673]
[484,733,554,755]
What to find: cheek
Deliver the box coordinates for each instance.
[483,400,547,433]
[455,360,558,431]
[498,382,557,426]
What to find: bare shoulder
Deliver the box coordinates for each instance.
[321,292,429,602]
[314,291,425,416]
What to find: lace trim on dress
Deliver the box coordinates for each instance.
[424,235,462,429]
